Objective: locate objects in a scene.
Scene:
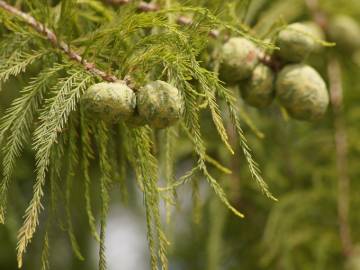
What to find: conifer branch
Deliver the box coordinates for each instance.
[65,121,85,261]
[0,0,119,82]
[40,231,50,270]
[0,64,65,224]
[16,71,92,268]
[80,108,101,242]
[95,122,112,270]
[0,0,279,84]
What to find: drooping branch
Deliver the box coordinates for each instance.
[0,0,119,82]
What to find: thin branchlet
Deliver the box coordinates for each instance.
[94,121,112,270]
[80,106,100,242]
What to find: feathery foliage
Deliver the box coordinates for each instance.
[94,121,112,270]
[17,69,93,267]
[80,105,100,242]
[0,50,46,85]
[0,64,66,222]
[65,118,85,261]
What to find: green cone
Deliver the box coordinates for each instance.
[82,82,136,123]
[136,80,183,129]
[219,37,259,84]
[276,64,329,121]
[241,63,275,108]
[276,23,318,62]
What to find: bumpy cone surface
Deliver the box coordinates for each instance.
[276,64,329,121]
[219,37,258,84]
[276,23,317,62]
[241,63,275,108]
[329,15,360,52]
[137,80,183,129]
[82,82,136,123]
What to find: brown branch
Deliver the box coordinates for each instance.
[0,0,119,82]
[104,0,131,5]
[105,0,160,12]
[137,1,160,12]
